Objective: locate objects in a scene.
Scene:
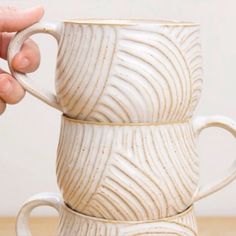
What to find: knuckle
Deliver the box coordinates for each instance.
[9,90,25,105]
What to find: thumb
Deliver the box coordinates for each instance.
[0,6,44,32]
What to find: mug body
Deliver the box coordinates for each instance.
[57,204,198,236]
[55,20,203,122]
[56,115,199,220]
[16,193,198,236]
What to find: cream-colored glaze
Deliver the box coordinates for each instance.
[7,19,236,229]
[192,115,236,201]
[57,117,199,220]
[8,22,62,111]
[16,193,198,236]
[62,19,199,26]
[56,115,236,221]
[8,20,203,122]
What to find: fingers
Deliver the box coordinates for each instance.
[12,39,41,73]
[0,5,44,115]
[0,69,26,115]
[0,6,43,73]
[0,6,44,32]
[0,71,25,105]
[0,33,41,73]
[0,32,12,59]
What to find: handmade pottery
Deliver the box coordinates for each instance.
[8,20,203,122]
[56,115,236,220]
[7,19,236,226]
[16,193,198,236]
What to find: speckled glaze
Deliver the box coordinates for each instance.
[8,20,203,122]
[16,193,199,236]
[8,19,236,231]
[56,115,236,221]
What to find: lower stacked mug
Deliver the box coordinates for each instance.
[56,115,236,221]
[16,193,198,236]
[15,115,236,236]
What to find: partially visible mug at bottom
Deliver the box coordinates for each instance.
[16,192,198,236]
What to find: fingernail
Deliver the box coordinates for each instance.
[18,58,30,69]
[0,79,12,94]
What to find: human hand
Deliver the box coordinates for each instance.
[0,6,44,115]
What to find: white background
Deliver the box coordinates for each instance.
[0,0,236,216]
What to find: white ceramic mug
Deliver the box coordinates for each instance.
[16,192,199,236]
[56,115,236,221]
[8,19,203,122]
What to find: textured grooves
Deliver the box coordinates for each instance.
[164,26,203,117]
[55,24,202,122]
[57,206,197,236]
[56,119,199,221]
[56,24,117,119]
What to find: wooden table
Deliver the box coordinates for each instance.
[0,217,236,236]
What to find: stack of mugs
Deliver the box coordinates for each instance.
[8,19,236,236]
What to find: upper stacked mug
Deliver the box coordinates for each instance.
[8,19,202,122]
[8,19,236,222]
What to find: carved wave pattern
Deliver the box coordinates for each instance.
[57,206,198,236]
[56,23,117,119]
[56,119,199,221]
[162,25,203,117]
[55,23,202,122]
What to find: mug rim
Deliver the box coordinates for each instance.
[62,114,190,126]
[64,202,194,223]
[63,19,199,26]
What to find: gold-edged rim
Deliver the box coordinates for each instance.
[62,115,190,126]
[64,203,194,224]
[63,18,199,27]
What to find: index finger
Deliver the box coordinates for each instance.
[0,6,44,32]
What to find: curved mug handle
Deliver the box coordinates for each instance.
[7,22,62,111]
[16,192,62,236]
[193,115,236,201]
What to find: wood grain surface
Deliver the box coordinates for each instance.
[0,217,235,236]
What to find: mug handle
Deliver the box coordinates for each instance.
[16,193,62,236]
[7,22,62,111]
[193,115,236,202]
